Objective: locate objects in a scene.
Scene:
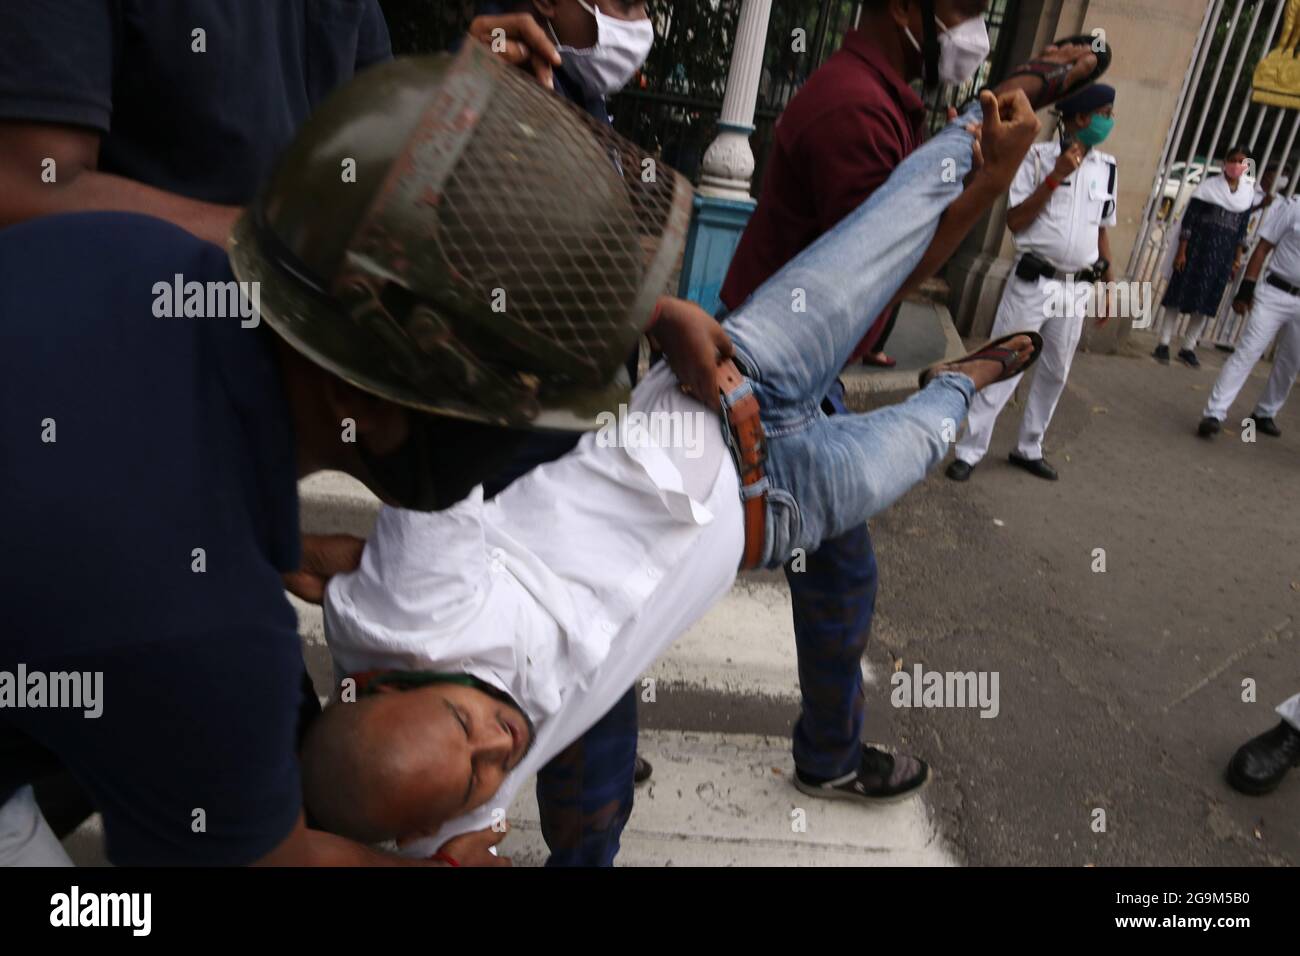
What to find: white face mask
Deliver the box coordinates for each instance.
[906,14,991,87]
[552,0,655,98]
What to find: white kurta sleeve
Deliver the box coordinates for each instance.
[322,492,491,675]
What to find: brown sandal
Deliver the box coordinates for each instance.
[1002,35,1112,112]
[918,331,1043,389]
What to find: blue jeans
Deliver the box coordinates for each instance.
[722,105,981,567]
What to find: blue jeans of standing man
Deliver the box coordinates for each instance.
[785,383,880,781]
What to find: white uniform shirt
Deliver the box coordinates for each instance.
[1248,186,1276,238]
[323,362,743,851]
[1009,140,1118,274]
[1258,195,1300,284]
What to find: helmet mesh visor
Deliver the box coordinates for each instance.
[431,56,687,381]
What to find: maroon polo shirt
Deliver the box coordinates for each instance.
[720,30,926,355]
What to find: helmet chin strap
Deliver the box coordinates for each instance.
[919,0,941,90]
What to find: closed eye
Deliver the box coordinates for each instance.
[444,700,477,806]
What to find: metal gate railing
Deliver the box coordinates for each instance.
[398,1,1021,192]
[610,1,866,190]
[1129,0,1300,350]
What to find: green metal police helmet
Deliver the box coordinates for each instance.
[229,42,692,431]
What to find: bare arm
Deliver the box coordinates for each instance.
[892,176,1005,308]
[0,121,241,245]
[252,815,444,866]
[1098,228,1112,279]
[1005,180,1055,235]
[646,295,735,411]
[1006,142,1084,235]
[253,815,511,867]
[1232,238,1275,315]
[887,90,1042,310]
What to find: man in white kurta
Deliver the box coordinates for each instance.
[323,361,744,855]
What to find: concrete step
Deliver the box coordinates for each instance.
[840,299,966,406]
[500,730,952,866]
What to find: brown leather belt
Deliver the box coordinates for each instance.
[716,359,767,570]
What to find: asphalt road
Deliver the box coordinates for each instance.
[847,337,1300,865]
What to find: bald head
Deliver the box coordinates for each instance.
[300,681,533,844]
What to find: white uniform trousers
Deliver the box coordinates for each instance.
[1203,281,1300,422]
[955,273,1087,465]
[1277,693,1300,732]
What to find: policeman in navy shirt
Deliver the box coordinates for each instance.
[0,210,538,866]
[0,0,393,244]
[0,0,396,855]
[2,214,302,863]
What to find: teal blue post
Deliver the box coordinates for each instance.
[678,191,756,315]
[681,0,772,311]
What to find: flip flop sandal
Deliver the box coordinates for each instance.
[861,352,897,368]
[918,331,1044,390]
[1002,34,1112,113]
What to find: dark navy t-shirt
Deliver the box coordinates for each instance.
[0,0,393,203]
[0,212,307,865]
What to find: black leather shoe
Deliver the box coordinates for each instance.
[946,459,974,482]
[1227,722,1300,795]
[1198,416,1222,438]
[1152,344,1170,364]
[1008,452,1058,481]
[1177,348,1201,368]
[633,754,653,786]
[1251,414,1282,437]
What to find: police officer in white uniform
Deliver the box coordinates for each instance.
[1197,192,1300,438]
[948,85,1118,482]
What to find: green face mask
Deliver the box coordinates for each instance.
[1076,113,1115,147]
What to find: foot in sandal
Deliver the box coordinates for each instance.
[919,332,1042,392]
[996,35,1109,113]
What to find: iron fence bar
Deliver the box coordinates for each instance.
[1248,104,1270,147]
[1266,109,1299,203]
[1255,104,1288,180]
[1202,0,1260,169]
[810,0,833,66]
[1179,1,1247,178]
[1226,0,1279,146]
[1129,0,1224,277]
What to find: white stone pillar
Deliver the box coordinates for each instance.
[698,0,774,201]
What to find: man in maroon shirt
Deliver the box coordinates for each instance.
[719,0,1100,805]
